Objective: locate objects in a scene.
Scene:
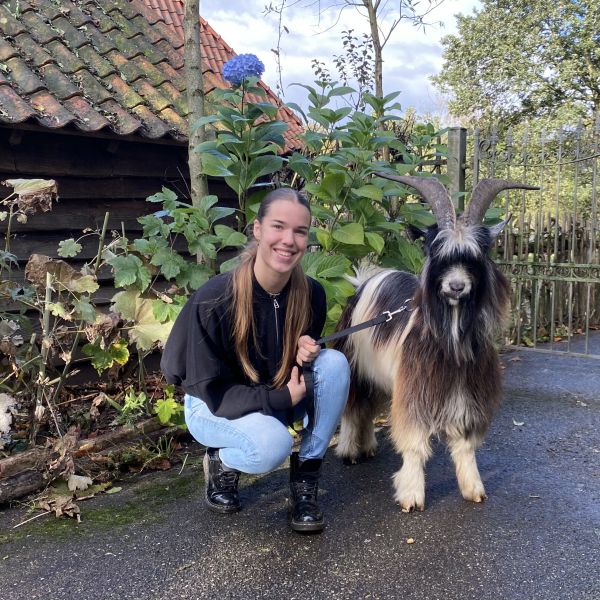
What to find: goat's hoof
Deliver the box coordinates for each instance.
[461,483,487,503]
[342,456,359,466]
[364,448,377,458]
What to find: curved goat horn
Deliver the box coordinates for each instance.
[462,179,539,226]
[376,173,456,230]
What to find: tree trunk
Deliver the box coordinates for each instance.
[365,0,384,101]
[184,0,210,262]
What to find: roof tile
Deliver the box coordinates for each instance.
[61,4,95,28]
[29,90,77,128]
[0,5,27,38]
[47,16,90,49]
[13,33,54,68]
[97,0,143,21]
[85,22,119,55]
[0,38,19,64]
[63,94,111,131]
[77,44,118,79]
[72,69,113,104]
[104,73,145,109]
[131,104,171,138]
[6,57,45,95]
[19,10,62,45]
[83,4,119,35]
[0,83,37,123]
[105,50,144,84]
[97,98,143,136]
[134,79,173,113]
[46,40,86,74]
[39,64,82,100]
[154,39,184,69]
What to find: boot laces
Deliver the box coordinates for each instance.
[217,469,239,491]
[294,480,317,498]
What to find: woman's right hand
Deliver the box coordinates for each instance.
[287,366,306,406]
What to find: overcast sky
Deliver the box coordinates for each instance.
[201,0,481,119]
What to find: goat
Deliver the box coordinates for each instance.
[334,176,537,511]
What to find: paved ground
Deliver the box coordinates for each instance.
[0,344,599,600]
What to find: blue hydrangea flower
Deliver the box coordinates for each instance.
[222,54,265,86]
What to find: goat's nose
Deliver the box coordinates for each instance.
[449,280,465,293]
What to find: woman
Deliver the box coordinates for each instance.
[161,188,350,533]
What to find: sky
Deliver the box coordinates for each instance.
[201,0,481,120]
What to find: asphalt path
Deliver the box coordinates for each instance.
[0,345,599,600]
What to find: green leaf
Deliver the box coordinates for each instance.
[73,298,96,324]
[154,397,183,426]
[201,153,234,177]
[108,255,151,291]
[247,155,284,183]
[353,185,384,202]
[82,343,114,373]
[110,338,130,366]
[332,222,364,245]
[219,256,242,273]
[57,238,82,258]
[301,252,351,279]
[365,231,385,254]
[69,275,100,294]
[47,302,72,319]
[192,114,220,129]
[152,299,182,323]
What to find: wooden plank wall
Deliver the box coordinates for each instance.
[0,127,238,307]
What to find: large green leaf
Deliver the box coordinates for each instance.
[201,153,234,177]
[332,222,364,245]
[365,231,385,255]
[353,185,384,202]
[247,155,284,183]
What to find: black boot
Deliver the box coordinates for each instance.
[289,453,325,532]
[203,448,241,513]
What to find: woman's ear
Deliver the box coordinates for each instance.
[253,219,261,241]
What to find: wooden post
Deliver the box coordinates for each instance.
[447,127,467,212]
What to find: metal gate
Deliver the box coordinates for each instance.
[447,118,600,358]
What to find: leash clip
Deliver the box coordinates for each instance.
[383,298,412,322]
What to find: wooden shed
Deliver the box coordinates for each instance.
[0,0,302,301]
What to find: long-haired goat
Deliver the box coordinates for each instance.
[334,176,537,512]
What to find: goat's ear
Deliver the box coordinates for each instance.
[406,224,425,241]
[488,213,512,239]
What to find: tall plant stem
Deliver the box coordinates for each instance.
[30,272,53,446]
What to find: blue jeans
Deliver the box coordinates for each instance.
[184,349,350,474]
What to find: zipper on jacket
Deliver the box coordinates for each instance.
[271,295,280,346]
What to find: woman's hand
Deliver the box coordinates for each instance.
[296,335,320,365]
[287,366,306,406]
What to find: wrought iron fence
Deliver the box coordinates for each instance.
[447,118,600,358]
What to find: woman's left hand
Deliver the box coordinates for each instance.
[296,335,320,365]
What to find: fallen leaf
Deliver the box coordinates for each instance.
[106,486,122,495]
[406,538,415,544]
[513,419,525,426]
[67,474,93,492]
[509,356,522,362]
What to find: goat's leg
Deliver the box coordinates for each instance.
[446,429,487,503]
[389,410,431,512]
[335,381,379,463]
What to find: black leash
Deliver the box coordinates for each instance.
[302,298,412,404]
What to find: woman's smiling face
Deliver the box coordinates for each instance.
[253,198,311,288]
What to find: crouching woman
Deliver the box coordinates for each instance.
[160,188,350,532]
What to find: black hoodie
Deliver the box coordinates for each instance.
[160,271,326,421]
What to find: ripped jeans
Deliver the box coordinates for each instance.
[184,349,350,474]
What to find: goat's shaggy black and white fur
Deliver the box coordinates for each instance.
[333,176,536,511]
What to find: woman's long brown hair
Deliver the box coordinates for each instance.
[231,189,312,389]
[232,188,311,388]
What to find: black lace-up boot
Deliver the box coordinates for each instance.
[289,453,325,532]
[203,448,241,513]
